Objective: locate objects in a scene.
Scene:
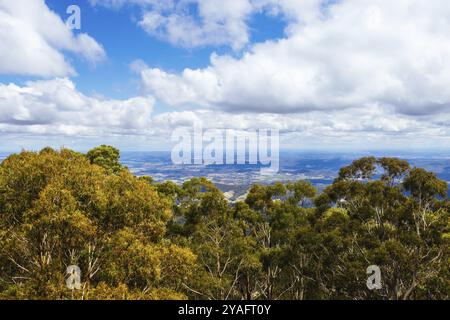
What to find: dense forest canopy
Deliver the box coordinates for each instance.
[0,146,448,300]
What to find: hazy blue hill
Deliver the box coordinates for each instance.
[119,151,450,200]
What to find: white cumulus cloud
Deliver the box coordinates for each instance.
[1,77,449,149]
[0,0,106,77]
[91,0,273,50]
[0,78,155,136]
[138,0,450,117]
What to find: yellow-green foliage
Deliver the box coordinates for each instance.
[0,148,448,300]
[0,148,195,300]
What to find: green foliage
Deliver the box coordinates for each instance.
[0,148,194,300]
[0,150,448,300]
[86,145,123,174]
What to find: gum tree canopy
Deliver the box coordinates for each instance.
[0,147,195,299]
[0,147,448,300]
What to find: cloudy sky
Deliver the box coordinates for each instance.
[0,0,449,152]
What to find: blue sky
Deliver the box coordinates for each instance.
[1,0,286,100]
[1,0,450,152]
